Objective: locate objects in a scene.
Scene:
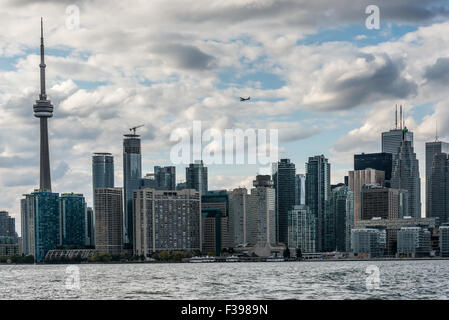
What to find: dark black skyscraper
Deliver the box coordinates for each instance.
[33,19,53,191]
[354,152,393,181]
[273,159,296,244]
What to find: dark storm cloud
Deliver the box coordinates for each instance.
[424,57,449,83]
[309,54,417,111]
[156,44,216,70]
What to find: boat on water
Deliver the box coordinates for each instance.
[266,256,285,262]
[225,255,239,262]
[189,256,216,263]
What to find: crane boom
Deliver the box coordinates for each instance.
[129,124,144,135]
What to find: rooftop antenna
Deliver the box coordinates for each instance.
[400,105,403,130]
[436,120,439,142]
[395,104,398,130]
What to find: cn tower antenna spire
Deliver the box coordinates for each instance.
[34,18,53,192]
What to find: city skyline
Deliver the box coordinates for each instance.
[3,1,449,234]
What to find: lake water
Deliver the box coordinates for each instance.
[1,260,448,299]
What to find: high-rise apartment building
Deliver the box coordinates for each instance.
[86,207,95,247]
[397,227,431,257]
[247,175,276,247]
[94,188,123,255]
[92,153,114,191]
[305,155,330,252]
[287,205,316,253]
[133,189,201,255]
[228,188,249,247]
[272,159,296,244]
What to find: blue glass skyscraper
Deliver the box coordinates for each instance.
[123,133,142,248]
[59,193,86,248]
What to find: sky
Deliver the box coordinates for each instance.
[2,0,449,234]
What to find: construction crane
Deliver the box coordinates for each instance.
[129,124,144,135]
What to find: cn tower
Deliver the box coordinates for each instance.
[33,18,53,191]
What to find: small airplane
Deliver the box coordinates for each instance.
[240,96,250,101]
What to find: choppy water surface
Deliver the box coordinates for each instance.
[1,260,448,299]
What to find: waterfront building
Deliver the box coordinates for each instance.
[228,188,249,247]
[0,237,20,257]
[186,160,208,195]
[440,225,449,257]
[59,193,86,248]
[351,228,385,258]
[94,188,123,255]
[272,159,296,244]
[86,207,95,247]
[305,155,331,252]
[133,189,201,256]
[21,190,60,261]
[0,211,17,239]
[287,205,316,253]
[247,175,276,248]
[425,141,449,218]
[348,169,385,223]
[428,153,449,225]
[361,185,408,220]
[397,227,431,257]
[355,217,437,257]
[327,186,354,253]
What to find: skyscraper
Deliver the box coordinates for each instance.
[327,186,354,253]
[186,160,208,195]
[425,141,449,218]
[123,133,142,248]
[86,207,95,247]
[228,188,249,247]
[94,188,123,255]
[295,174,306,206]
[287,205,316,253]
[33,19,53,191]
[361,185,407,220]
[305,155,330,252]
[348,169,385,223]
[390,133,421,219]
[154,166,176,190]
[382,129,413,155]
[0,211,16,238]
[59,193,86,248]
[272,159,296,244]
[247,175,276,247]
[133,189,201,255]
[354,152,393,182]
[21,190,60,261]
[92,153,114,191]
[428,153,449,224]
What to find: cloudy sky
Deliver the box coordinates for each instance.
[2,0,449,232]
